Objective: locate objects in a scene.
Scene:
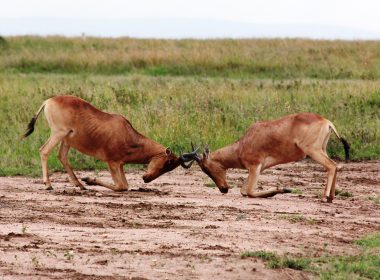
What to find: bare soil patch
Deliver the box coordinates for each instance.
[0,161,379,279]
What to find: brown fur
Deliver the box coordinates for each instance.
[24,95,184,191]
[192,113,349,202]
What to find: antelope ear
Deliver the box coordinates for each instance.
[204,145,210,159]
[165,147,172,156]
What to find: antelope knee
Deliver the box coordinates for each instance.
[39,149,49,160]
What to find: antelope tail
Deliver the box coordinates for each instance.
[22,102,46,139]
[328,121,350,161]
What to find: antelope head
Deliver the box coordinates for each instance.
[183,144,229,194]
[142,147,198,183]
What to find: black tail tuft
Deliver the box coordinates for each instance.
[23,116,37,138]
[340,137,350,161]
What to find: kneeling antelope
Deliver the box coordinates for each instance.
[23,95,195,191]
[186,113,349,202]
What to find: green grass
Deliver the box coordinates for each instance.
[280,214,306,223]
[291,188,303,195]
[204,182,216,188]
[317,234,380,280]
[335,189,354,199]
[241,233,380,279]
[241,250,277,261]
[368,196,380,205]
[2,37,380,79]
[279,214,316,225]
[0,37,379,176]
[240,250,310,270]
[0,74,379,176]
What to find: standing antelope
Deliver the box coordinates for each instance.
[23,95,195,191]
[185,113,349,202]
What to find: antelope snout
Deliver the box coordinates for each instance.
[219,187,229,194]
[142,175,153,183]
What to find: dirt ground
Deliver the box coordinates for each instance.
[0,160,379,279]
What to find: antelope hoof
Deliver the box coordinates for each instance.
[321,197,330,203]
[79,185,87,191]
[45,185,53,191]
[240,188,247,197]
[327,197,333,203]
[282,188,292,193]
[82,177,97,186]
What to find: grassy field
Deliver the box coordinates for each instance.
[1,36,380,79]
[0,36,379,176]
[241,233,380,279]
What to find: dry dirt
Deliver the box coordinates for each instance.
[0,161,379,280]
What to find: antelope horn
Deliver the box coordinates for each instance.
[180,159,195,169]
[179,142,201,167]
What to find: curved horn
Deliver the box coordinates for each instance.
[179,142,201,166]
[180,159,195,169]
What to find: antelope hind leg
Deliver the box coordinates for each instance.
[58,141,87,190]
[39,131,68,190]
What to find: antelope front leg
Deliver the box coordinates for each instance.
[245,164,261,197]
[240,164,261,196]
[82,162,128,192]
[245,164,290,198]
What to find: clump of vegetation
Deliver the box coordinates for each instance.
[241,250,277,261]
[368,196,380,205]
[21,224,28,234]
[335,189,353,199]
[316,234,380,279]
[241,233,380,278]
[204,182,216,188]
[354,233,380,248]
[240,250,310,270]
[45,250,57,258]
[288,214,305,223]
[110,248,121,255]
[291,188,303,195]
[31,256,40,267]
[64,250,74,261]
[280,214,308,223]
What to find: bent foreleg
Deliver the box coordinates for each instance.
[243,164,291,198]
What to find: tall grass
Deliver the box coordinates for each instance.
[0,73,378,176]
[1,36,380,79]
[0,37,379,176]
